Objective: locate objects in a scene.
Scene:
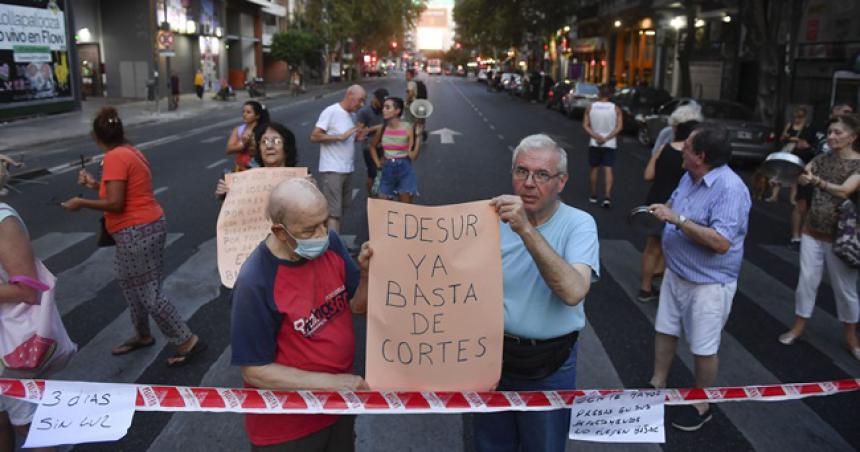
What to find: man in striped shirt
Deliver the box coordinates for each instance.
[646,123,751,432]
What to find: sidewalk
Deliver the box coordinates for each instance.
[0,82,342,155]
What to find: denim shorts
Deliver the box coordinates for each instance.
[379,158,418,198]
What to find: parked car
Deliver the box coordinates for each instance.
[477,69,488,83]
[501,73,522,93]
[561,82,600,118]
[640,98,776,161]
[611,86,672,133]
[545,80,574,112]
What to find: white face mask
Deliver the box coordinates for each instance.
[283,225,329,260]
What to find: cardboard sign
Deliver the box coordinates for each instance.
[24,380,137,448]
[216,167,308,287]
[365,199,503,391]
[569,391,665,443]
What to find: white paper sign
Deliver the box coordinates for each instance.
[569,391,665,443]
[24,381,137,448]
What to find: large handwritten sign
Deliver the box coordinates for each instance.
[366,199,503,391]
[216,167,308,287]
[569,391,665,443]
[23,380,136,448]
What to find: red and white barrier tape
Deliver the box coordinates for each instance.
[1,379,858,414]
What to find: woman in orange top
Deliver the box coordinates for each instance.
[62,107,205,367]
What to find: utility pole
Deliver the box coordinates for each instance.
[162,0,172,110]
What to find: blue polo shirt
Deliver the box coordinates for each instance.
[500,203,600,340]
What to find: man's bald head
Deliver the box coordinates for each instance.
[341,85,367,112]
[267,178,327,226]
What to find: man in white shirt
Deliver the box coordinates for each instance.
[582,85,623,208]
[310,85,367,232]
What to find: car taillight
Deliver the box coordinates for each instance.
[549,91,554,98]
[766,132,776,143]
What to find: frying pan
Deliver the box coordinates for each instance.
[628,206,664,236]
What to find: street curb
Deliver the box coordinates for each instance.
[3,82,352,182]
[1,82,348,153]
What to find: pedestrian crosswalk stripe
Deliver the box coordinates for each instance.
[146,346,248,452]
[55,238,219,383]
[32,232,93,261]
[54,233,183,316]
[600,240,853,451]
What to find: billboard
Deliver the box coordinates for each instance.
[0,0,73,110]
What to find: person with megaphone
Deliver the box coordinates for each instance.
[369,97,421,203]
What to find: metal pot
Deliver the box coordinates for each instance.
[759,152,805,185]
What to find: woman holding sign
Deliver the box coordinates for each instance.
[225,101,269,172]
[215,122,298,197]
[370,97,421,203]
[61,107,205,367]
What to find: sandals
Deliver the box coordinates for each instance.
[112,337,156,356]
[167,338,207,368]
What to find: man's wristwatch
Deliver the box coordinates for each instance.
[676,215,689,227]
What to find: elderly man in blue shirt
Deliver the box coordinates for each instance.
[474,134,600,452]
[647,123,751,432]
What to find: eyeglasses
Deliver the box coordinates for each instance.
[260,137,283,147]
[512,167,564,184]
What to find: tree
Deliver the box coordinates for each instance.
[271,29,320,71]
[454,0,579,59]
[303,0,426,82]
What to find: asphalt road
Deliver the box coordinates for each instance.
[4,74,859,452]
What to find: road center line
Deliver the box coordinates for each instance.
[206,158,228,169]
[200,135,224,144]
[153,186,169,195]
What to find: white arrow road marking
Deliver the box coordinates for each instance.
[429,128,462,145]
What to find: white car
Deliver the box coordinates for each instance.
[477,70,488,83]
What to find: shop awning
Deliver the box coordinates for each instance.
[571,37,606,54]
[244,0,287,17]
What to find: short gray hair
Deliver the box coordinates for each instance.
[512,134,568,174]
[669,103,704,127]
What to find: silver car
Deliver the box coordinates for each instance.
[561,82,600,118]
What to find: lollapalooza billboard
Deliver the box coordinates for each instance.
[0,0,73,110]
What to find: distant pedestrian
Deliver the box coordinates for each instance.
[310,85,366,233]
[648,123,751,432]
[169,72,180,110]
[61,107,205,367]
[194,69,205,100]
[638,119,700,303]
[583,85,623,208]
[369,97,421,203]
[225,100,269,172]
[355,88,388,196]
[779,114,860,361]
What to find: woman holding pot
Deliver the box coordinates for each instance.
[778,114,860,361]
[62,107,205,367]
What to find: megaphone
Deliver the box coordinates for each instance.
[409,99,434,119]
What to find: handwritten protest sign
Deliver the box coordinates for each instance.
[365,199,503,391]
[23,380,137,448]
[216,167,308,287]
[569,391,665,443]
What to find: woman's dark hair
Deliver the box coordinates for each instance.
[828,114,860,151]
[691,122,731,167]
[254,122,298,167]
[245,100,271,141]
[92,107,126,148]
[385,97,404,118]
[674,120,700,142]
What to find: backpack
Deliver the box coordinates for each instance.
[415,80,427,99]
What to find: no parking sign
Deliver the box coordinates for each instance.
[157,30,174,56]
